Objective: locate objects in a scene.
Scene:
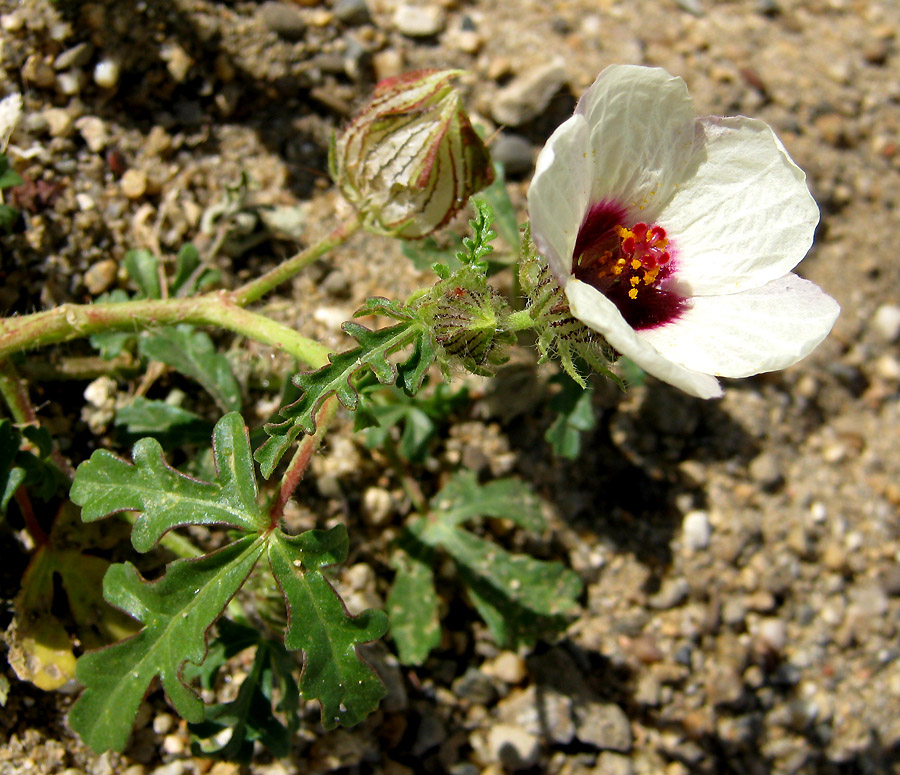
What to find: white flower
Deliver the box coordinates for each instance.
[527,65,839,399]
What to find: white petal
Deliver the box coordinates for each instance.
[638,273,840,378]
[527,113,592,283]
[659,117,819,296]
[576,65,698,221]
[566,279,723,399]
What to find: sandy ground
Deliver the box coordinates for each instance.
[2,1,900,774]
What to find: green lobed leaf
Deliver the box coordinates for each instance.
[0,153,24,189]
[172,243,220,296]
[455,199,496,273]
[139,325,242,413]
[386,538,440,665]
[473,162,520,252]
[388,472,580,662]
[256,320,434,477]
[361,383,468,463]
[0,203,18,234]
[401,234,464,274]
[268,528,388,729]
[71,412,266,552]
[429,470,545,532]
[0,419,23,514]
[1,419,63,511]
[69,534,267,753]
[123,249,162,300]
[415,518,581,650]
[115,397,214,448]
[189,622,299,761]
[545,375,597,460]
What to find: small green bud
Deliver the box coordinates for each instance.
[330,69,494,239]
[418,270,514,376]
[519,233,618,388]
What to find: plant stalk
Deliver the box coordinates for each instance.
[229,217,361,307]
[0,294,331,369]
[268,395,339,527]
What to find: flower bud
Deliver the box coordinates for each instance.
[331,69,494,239]
[418,270,515,376]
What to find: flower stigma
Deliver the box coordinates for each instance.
[571,201,686,331]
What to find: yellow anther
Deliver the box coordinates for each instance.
[628,288,639,299]
[631,259,642,270]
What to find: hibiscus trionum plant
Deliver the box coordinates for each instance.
[0,66,838,756]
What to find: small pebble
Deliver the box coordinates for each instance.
[361,486,393,525]
[372,48,404,80]
[676,0,705,14]
[161,43,192,83]
[75,115,109,152]
[120,168,148,199]
[258,2,307,40]
[757,617,788,653]
[486,724,541,770]
[573,701,632,751]
[56,70,86,96]
[874,354,900,382]
[682,510,712,551]
[453,667,497,705]
[54,42,93,70]
[485,651,528,684]
[877,565,900,597]
[83,259,118,295]
[23,54,56,88]
[152,713,174,735]
[593,752,634,775]
[1,11,26,32]
[871,304,900,343]
[490,134,534,176]
[150,762,185,775]
[333,0,371,26]
[93,57,121,89]
[748,452,783,490]
[648,578,689,610]
[161,733,184,755]
[393,4,446,37]
[42,107,74,137]
[492,59,567,126]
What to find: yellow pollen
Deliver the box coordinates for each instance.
[631,258,642,271]
[628,288,639,299]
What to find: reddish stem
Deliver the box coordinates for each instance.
[267,396,339,528]
[15,486,48,547]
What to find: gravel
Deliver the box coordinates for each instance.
[2,1,899,774]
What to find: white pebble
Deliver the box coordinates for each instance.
[757,618,787,652]
[152,713,174,735]
[682,510,711,551]
[393,4,446,37]
[94,57,121,89]
[871,304,900,343]
[74,115,109,153]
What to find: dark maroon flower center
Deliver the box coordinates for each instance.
[572,201,687,330]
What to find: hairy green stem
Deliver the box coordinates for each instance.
[0,219,361,365]
[0,294,330,369]
[0,359,76,479]
[505,308,536,333]
[229,218,361,307]
[0,360,36,426]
